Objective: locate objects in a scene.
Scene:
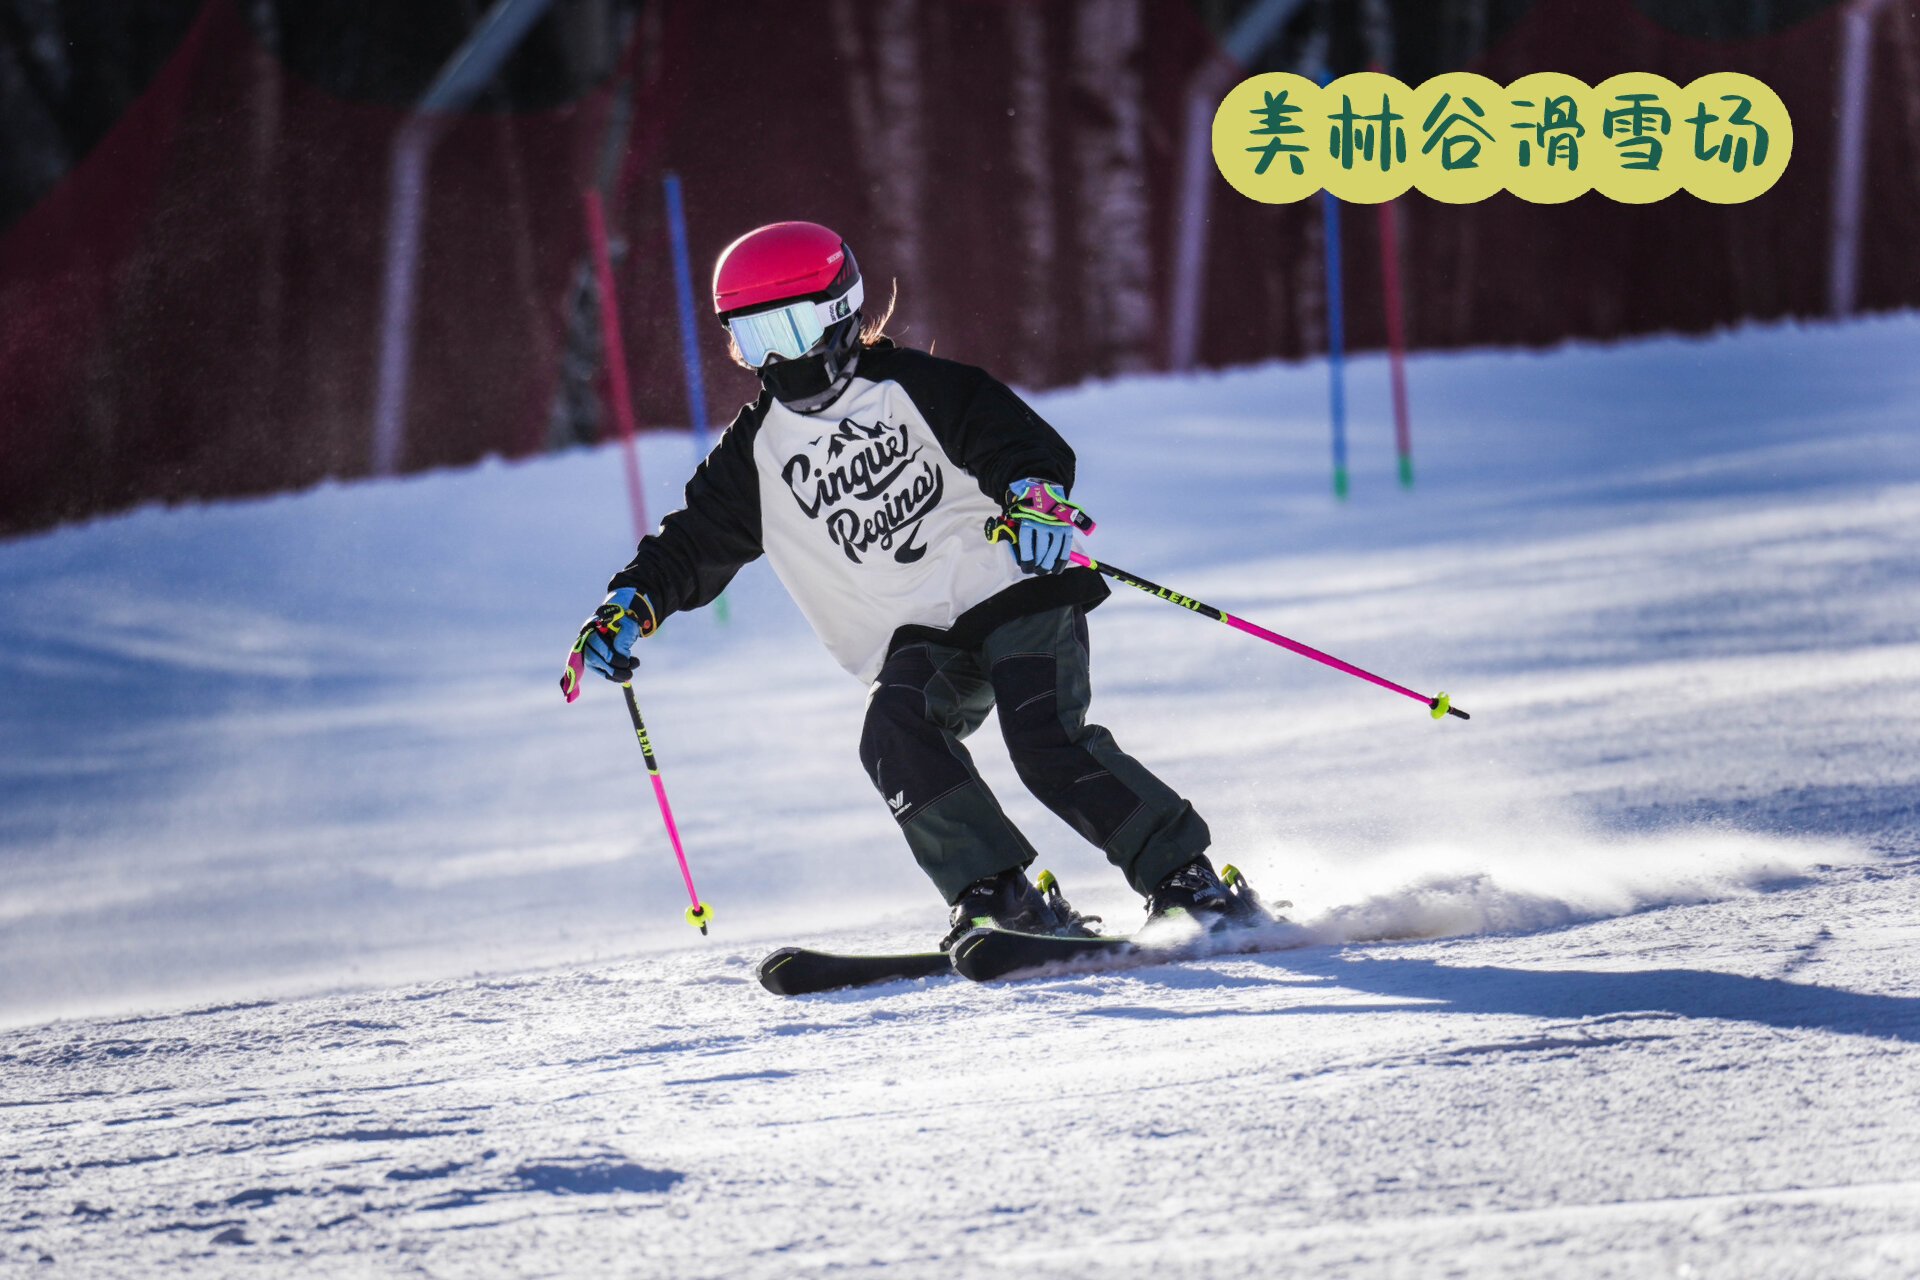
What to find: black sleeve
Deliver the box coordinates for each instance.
[606,400,767,623]
[871,348,1076,500]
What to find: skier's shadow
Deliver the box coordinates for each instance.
[1122,951,1920,1045]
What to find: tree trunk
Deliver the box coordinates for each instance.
[1008,2,1056,385]
[1071,0,1152,374]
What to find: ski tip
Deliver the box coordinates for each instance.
[754,946,954,997]
[951,927,995,965]
[949,926,1138,983]
[756,948,803,996]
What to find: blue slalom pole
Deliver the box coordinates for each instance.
[663,171,728,623]
[663,172,711,458]
[1322,184,1349,501]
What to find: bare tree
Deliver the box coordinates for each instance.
[831,0,932,346]
[1070,0,1153,374]
[1008,2,1056,384]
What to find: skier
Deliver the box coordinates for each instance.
[564,221,1244,948]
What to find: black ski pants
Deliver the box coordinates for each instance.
[858,605,1210,903]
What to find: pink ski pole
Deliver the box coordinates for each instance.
[621,682,712,933]
[1068,551,1469,721]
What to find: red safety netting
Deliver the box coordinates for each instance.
[0,0,628,535]
[2,0,1914,538]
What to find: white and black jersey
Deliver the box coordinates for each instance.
[608,341,1108,681]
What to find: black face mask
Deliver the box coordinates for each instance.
[759,319,859,413]
[761,352,838,405]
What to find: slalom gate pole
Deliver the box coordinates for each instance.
[1369,60,1414,491]
[621,682,713,933]
[661,171,729,625]
[1322,186,1349,500]
[662,172,712,457]
[1377,198,1414,489]
[1319,70,1349,502]
[582,188,649,543]
[1068,551,1468,721]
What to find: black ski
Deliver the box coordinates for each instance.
[759,867,1291,993]
[755,946,951,996]
[949,922,1307,983]
[948,927,1140,981]
[951,864,1295,983]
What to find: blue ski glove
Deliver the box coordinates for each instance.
[988,479,1095,575]
[561,587,657,703]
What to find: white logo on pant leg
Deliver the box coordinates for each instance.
[888,790,912,817]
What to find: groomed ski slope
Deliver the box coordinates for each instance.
[2,317,1918,1276]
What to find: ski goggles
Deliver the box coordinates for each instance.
[725,277,864,368]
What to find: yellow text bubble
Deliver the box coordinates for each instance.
[1320,72,1417,203]
[1677,72,1794,204]
[1590,73,1687,204]
[1211,71,1790,205]
[1408,73,1508,205]
[1211,72,1324,205]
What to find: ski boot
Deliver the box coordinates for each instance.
[1221,862,1291,922]
[1145,855,1286,932]
[1036,868,1103,938]
[940,867,1101,951]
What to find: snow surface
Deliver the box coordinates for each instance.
[3,316,1918,1275]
